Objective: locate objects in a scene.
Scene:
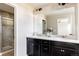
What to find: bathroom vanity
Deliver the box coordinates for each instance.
[27,3,79,56]
[27,36,79,56]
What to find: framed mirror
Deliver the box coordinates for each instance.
[33,3,77,39]
[43,6,76,39]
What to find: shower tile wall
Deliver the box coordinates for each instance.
[0,10,14,52]
[0,11,14,19]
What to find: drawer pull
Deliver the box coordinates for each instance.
[60,49,65,52]
[43,42,48,43]
[43,48,48,50]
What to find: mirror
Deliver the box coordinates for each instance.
[43,7,76,39]
[33,3,76,39]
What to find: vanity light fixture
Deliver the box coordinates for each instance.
[58,3,66,6]
[35,8,42,11]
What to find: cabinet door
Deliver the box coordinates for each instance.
[27,38,41,56]
[40,45,50,56]
[40,39,50,56]
[33,39,41,56]
[27,38,34,56]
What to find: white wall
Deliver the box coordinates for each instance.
[7,3,33,56]
[76,4,79,40]
[16,6,33,56]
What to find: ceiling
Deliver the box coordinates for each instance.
[27,3,51,9]
[0,3,14,14]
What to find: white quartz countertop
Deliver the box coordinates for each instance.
[27,35,79,44]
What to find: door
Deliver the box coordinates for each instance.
[1,17,14,51]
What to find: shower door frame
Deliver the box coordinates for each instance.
[0,16,2,52]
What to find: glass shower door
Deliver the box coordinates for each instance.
[1,17,14,52]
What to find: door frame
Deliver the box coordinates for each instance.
[0,16,2,52]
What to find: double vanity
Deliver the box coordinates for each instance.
[27,3,79,56]
[27,35,79,56]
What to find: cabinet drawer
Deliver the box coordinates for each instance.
[53,41,77,49]
[53,46,75,56]
[41,40,49,45]
[34,39,41,45]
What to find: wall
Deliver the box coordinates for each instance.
[16,5,33,56]
[76,4,79,40]
[7,3,33,56]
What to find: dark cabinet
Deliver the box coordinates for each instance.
[40,39,50,56]
[27,38,34,56]
[27,38,79,56]
[40,45,50,56]
[27,38,40,56]
[51,46,75,56]
[50,41,79,56]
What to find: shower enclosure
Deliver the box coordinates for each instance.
[0,16,14,52]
